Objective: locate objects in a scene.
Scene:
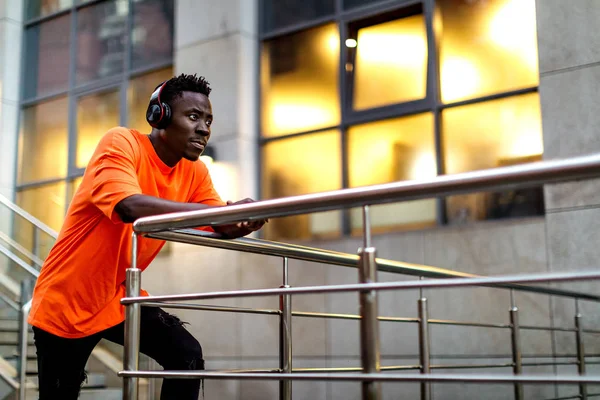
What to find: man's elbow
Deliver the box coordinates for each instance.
[114,196,140,223]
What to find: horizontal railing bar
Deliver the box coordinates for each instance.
[142,302,281,316]
[121,270,600,305]
[118,371,600,384]
[520,325,577,332]
[431,363,513,370]
[0,194,57,239]
[428,319,510,329]
[133,153,600,233]
[0,292,19,312]
[0,243,39,278]
[292,311,419,323]
[144,229,600,301]
[294,366,421,372]
[0,231,44,268]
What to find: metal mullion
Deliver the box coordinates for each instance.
[259,125,343,145]
[345,99,432,126]
[120,0,134,127]
[13,0,29,206]
[260,15,337,41]
[339,0,422,24]
[128,60,174,79]
[15,177,68,191]
[440,87,539,110]
[66,5,78,207]
[21,90,70,107]
[74,0,109,11]
[338,12,351,236]
[71,75,125,97]
[23,8,71,28]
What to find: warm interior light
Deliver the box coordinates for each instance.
[345,38,357,48]
[441,57,481,103]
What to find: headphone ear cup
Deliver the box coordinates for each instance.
[146,104,162,128]
[159,102,172,129]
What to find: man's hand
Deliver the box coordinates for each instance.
[212,198,268,238]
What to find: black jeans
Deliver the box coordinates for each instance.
[32,307,204,400]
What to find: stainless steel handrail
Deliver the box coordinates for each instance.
[146,229,600,301]
[0,232,45,269]
[133,153,600,232]
[0,194,57,240]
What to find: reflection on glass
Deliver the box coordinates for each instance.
[261,24,340,137]
[128,68,173,133]
[18,97,69,184]
[352,15,428,110]
[261,0,335,33]
[15,182,66,259]
[348,114,437,233]
[262,131,341,240]
[76,0,128,84]
[131,0,174,69]
[26,0,73,20]
[76,90,120,168]
[438,0,539,103]
[443,93,544,223]
[24,15,71,99]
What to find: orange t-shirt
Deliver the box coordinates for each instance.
[28,127,225,338]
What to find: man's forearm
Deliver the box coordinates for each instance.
[115,194,218,223]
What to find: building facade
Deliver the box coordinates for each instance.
[1,0,599,399]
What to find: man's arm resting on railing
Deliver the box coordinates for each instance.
[114,194,266,238]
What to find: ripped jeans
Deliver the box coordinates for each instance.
[32,307,204,400]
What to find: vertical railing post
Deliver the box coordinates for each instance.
[575,300,587,400]
[18,278,34,400]
[418,278,431,400]
[279,257,292,400]
[358,206,381,400]
[124,233,142,400]
[509,290,523,400]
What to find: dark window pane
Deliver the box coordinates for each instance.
[18,97,69,184]
[438,0,539,103]
[76,89,121,168]
[127,67,173,133]
[26,0,72,20]
[261,24,340,137]
[443,93,544,224]
[261,0,335,33]
[261,131,341,241]
[131,0,174,69]
[76,0,128,84]
[23,15,71,99]
[344,0,386,9]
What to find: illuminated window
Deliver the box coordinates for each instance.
[351,14,428,110]
[261,0,335,33]
[262,131,342,240]
[15,181,67,257]
[443,93,544,223]
[76,90,121,168]
[261,24,340,137]
[348,114,437,233]
[18,97,69,184]
[438,0,539,103]
[128,68,174,134]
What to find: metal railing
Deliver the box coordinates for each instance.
[120,153,600,400]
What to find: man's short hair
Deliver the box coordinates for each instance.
[158,73,212,105]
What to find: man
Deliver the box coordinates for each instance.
[27,73,265,399]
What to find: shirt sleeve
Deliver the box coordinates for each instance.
[90,129,143,223]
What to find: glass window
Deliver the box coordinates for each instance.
[348,114,437,233]
[351,14,428,110]
[26,0,72,20]
[131,0,174,69]
[261,0,335,33]
[15,182,66,244]
[443,93,544,223]
[261,131,342,240]
[127,68,174,133]
[76,0,128,85]
[18,97,69,184]
[261,24,340,137]
[76,89,120,168]
[23,15,71,99]
[438,0,539,103]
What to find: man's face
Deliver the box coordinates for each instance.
[164,91,213,162]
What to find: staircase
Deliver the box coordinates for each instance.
[0,194,151,399]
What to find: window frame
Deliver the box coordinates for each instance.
[258,0,541,238]
[14,0,174,216]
